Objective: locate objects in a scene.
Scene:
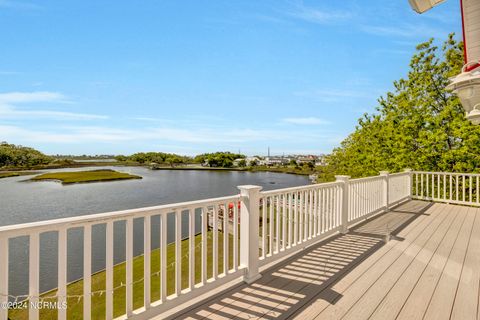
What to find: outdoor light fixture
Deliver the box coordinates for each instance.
[409,0,480,125]
[408,0,446,13]
[446,62,480,124]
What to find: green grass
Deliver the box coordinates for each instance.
[30,170,142,184]
[9,230,237,320]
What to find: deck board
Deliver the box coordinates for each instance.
[166,201,480,320]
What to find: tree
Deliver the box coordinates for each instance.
[0,142,52,168]
[194,152,245,168]
[238,159,247,167]
[327,34,480,178]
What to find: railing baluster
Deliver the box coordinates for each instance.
[443,173,446,200]
[450,174,453,202]
[470,176,473,202]
[431,173,435,199]
[176,211,182,294]
[106,221,113,320]
[223,203,229,274]
[282,194,286,251]
[463,175,466,202]
[298,191,305,243]
[269,196,274,254]
[233,201,238,271]
[126,218,133,316]
[415,173,418,197]
[437,174,440,199]
[144,216,151,307]
[421,173,424,199]
[294,192,298,244]
[321,188,325,233]
[309,190,313,238]
[160,213,167,301]
[29,232,39,320]
[201,207,207,284]
[58,228,67,320]
[0,237,8,320]
[456,174,459,201]
[313,189,318,236]
[189,209,195,288]
[275,195,280,253]
[83,225,92,320]
[477,176,479,204]
[262,197,266,258]
[288,193,293,247]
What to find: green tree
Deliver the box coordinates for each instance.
[0,142,53,168]
[328,34,480,178]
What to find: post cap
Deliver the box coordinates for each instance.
[403,168,412,172]
[379,171,389,176]
[237,185,263,192]
[335,175,350,182]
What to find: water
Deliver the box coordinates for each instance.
[0,166,309,296]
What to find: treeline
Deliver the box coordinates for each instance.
[114,151,246,168]
[115,152,191,166]
[194,152,245,168]
[0,142,53,168]
[324,34,480,180]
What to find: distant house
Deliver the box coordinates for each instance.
[264,156,289,166]
[296,155,316,164]
[245,156,261,166]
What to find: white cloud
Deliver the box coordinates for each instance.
[282,117,329,125]
[0,91,108,120]
[293,88,378,103]
[0,124,336,145]
[361,23,447,39]
[287,5,352,24]
[0,91,66,104]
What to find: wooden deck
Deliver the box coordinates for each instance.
[168,200,480,320]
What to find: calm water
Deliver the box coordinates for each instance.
[0,166,309,296]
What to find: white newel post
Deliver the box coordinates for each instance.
[380,171,390,211]
[404,168,413,199]
[238,185,262,284]
[335,175,350,233]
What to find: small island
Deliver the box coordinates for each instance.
[0,171,41,179]
[30,169,142,184]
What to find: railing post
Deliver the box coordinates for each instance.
[380,171,390,211]
[404,168,413,199]
[335,175,350,233]
[238,185,262,284]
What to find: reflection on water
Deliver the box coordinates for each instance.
[0,166,309,296]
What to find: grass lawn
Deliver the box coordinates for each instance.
[9,230,237,320]
[30,170,142,184]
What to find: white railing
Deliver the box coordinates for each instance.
[258,182,343,267]
[0,169,421,320]
[412,171,480,206]
[0,195,244,320]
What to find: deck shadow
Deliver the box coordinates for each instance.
[167,200,430,320]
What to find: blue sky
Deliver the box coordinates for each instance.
[0,0,461,156]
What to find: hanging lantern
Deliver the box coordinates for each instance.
[446,62,480,125]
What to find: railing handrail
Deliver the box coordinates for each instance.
[0,194,241,236]
[260,181,341,196]
[413,170,480,176]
